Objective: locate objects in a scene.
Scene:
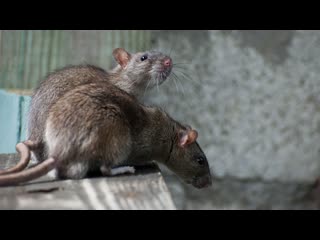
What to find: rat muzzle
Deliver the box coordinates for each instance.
[192,174,212,189]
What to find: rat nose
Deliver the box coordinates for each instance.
[163,57,172,67]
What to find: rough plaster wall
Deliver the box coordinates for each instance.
[146,30,320,183]
[144,30,320,209]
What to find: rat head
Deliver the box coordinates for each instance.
[112,48,173,96]
[164,124,212,189]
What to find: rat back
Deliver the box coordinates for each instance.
[27,65,111,162]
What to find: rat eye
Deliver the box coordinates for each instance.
[196,157,205,166]
[140,54,148,61]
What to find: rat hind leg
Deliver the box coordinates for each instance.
[57,162,90,180]
[98,122,133,176]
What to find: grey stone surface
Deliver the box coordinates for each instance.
[165,174,320,210]
[191,181,319,210]
[146,30,320,209]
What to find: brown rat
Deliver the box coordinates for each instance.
[27,48,173,163]
[0,81,212,189]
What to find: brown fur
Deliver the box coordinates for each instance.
[0,82,211,188]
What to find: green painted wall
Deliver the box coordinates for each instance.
[0,30,151,89]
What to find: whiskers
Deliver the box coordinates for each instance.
[143,76,153,98]
[143,71,165,98]
[143,47,202,102]
[156,77,160,93]
[170,72,185,95]
[143,61,202,100]
[172,63,204,92]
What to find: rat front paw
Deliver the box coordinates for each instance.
[100,165,112,176]
[110,166,136,176]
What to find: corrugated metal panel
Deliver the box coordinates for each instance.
[0,30,151,89]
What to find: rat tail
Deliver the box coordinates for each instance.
[0,140,39,176]
[0,157,56,187]
[0,141,56,187]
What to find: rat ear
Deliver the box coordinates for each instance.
[113,48,132,68]
[178,129,198,148]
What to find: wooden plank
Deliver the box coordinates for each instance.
[9,31,19,89]
[0,154,176,210]
[17,30,26,89]
[5,89,33,96]
[23,30,32,89]
[0,90,31,153]
[0,90,21,153]
[30,30,42,88]
[0,153,20,169]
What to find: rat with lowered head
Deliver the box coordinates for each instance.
[27,48,173,164]
[0,81,212,189]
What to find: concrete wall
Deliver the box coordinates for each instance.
[145,30,320,209]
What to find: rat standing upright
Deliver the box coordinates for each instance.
[27,48,173,163]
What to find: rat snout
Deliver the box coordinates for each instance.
[152,56,173,84]
[192,175,212,189]
[163,57,172,68]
